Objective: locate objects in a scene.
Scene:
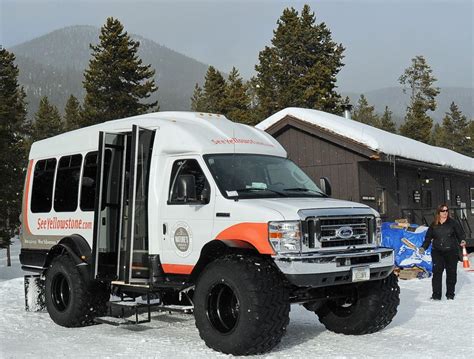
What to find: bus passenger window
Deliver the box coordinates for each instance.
[31,158,57,213]
[54,154,82,212]
[80,151,112,211]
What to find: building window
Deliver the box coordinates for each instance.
[54,154,82,212]
[470,187,474,214]
[376,187,386,215]
[422,189,432,209]
[31,158,57,213]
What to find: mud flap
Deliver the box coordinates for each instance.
[24,275,46,312]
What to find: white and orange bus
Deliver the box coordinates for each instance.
[20,111,399,355]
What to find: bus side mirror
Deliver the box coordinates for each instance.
[319,177,332,197]
[177,175,197,202]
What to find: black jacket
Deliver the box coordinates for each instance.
[422,217,465,253]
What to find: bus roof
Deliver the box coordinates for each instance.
[29,111,286,159]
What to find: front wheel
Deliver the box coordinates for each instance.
[315,272,400,335]
[194,255,290,355]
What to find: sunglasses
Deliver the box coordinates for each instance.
[439,209,449,213]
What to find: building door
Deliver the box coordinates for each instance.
[470,187,474,214]
[443,177,452,205]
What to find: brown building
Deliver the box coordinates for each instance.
[257,108,474,244]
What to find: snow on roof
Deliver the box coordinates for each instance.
[256,107,474,173]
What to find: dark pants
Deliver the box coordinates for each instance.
[431,250,458,298]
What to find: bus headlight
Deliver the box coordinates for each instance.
[269,221,301,254]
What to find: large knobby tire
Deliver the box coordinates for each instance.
[194,255,290,355]
[45,255,109,327]
[316,272,400,335]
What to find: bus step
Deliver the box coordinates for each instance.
[94,316,132,326]
[100,298,194,325]
[157,304,194,314]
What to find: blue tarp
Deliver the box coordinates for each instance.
[381,222,432,275]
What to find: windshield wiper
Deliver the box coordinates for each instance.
[234,188,287,196]
[283,188,326,196]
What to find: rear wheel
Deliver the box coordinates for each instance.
[315,273,400,335]
[194,255,290,355]
[45,255,109,327]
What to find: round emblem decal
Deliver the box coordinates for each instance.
[336,226,353,239]
[174,227,190,252]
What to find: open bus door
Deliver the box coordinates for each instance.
[91,125,155,284]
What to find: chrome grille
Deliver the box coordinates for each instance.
[303,216,373,249]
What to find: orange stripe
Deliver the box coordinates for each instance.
[23,160,34,235]
[215,222,274,255]
[162,264,194,275]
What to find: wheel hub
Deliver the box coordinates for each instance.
[206,283,240,334]
[51,273,71,312]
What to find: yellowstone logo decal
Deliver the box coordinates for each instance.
[211,137,274,147]
[172,222,192,256]
[36,217,93,231]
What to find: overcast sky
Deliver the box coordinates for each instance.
[1,0,472,93]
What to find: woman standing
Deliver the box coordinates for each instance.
[420,204,466,300]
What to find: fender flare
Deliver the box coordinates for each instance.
[44,235,91,277]
[190,239,262,282]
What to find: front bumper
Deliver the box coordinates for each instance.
[273,247,394,287]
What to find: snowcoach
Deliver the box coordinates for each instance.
[20,111,400,355]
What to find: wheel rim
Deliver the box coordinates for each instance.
[206,283,240,334]
[328,288,359,317]
[51,273,71,312]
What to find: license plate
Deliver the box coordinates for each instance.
[352,267,370,282]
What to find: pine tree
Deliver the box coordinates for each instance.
[222,67,253,124]
[64,95,82,131]
[82,17,158,126]
[399,55,439,143]
[438,102,471,155]
[191,66,226,114]
[466,120,474,157]
[32,97,63,142]
[254,5,345,117]
[400,99,433,143]
[191,83,205,112]
[203,66,226,113]
[341,96,351,111]
[352,95,380,127]
[379,106,397,133]
[431,123,444,146]
[0,48,29,252]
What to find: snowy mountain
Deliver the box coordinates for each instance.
[9,26,212,119]
[8,26,474,124]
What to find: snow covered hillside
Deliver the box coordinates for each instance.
[1,240,473,358]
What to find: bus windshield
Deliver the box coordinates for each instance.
[204,154,326,199]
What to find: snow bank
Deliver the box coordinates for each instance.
[1,268,473,358]
[1,240,473,358]
[256,108,474,172]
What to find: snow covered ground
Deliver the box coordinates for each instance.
[1,240,473,358]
